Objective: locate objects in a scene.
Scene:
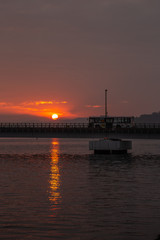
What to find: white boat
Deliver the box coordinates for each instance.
[89,138,132,154]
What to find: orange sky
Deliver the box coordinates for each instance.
[0,100,104,120]
[0,1,160,121]
[0,100,76,119]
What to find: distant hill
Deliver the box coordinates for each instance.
[0,114,51,123]
[61,114,160,124]
[58,113,160,123]
[0,113,160,124]
[0,114,89,123]
[56,117,89,123]
[135,112,160,123]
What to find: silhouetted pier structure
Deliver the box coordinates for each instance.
[0,122,160,139]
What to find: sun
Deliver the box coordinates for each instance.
[52,114,59,120]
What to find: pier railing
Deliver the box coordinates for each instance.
[0,122,89,129]
[0,122,160,138]
[0,122,160,129]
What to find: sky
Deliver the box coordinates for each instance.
[0,0,160,121]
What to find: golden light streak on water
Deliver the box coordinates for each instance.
[49,139,61,208]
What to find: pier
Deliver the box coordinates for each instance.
[0,122,160,139]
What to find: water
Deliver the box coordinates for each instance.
[0,138,160,240]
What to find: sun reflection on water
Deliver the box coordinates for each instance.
[49,139,61,208]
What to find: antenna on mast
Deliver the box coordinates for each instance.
[105,89,108,117]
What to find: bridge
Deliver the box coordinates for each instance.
[0,122,160,139]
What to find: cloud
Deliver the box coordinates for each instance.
[0,100,70,118]
[35,101,53,105]
[0,102,11,106]
[21,101,68,106]
[86,105,102,108]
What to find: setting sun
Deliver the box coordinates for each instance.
[52,113,59,120]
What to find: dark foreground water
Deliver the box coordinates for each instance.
[0,138,160,240]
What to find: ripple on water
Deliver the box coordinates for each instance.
[0,139,160,239]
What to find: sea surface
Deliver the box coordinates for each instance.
[0,138,160,240]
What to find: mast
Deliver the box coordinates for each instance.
[105,89,108,117]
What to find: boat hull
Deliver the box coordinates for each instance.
[89,138,132,154]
